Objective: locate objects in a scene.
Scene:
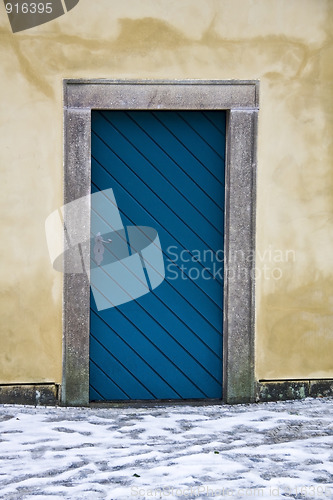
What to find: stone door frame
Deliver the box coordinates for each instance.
[62,79,259,406]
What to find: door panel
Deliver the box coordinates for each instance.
[90,110,226,400]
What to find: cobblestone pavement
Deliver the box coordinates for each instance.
[0,397,332,499]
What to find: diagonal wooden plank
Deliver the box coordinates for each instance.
[92,119,224,246]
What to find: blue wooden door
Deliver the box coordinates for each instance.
[90,110,226,401]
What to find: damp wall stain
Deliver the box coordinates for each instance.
[256,275,333,380]
[0,0,332,383]
[0,267,62,383]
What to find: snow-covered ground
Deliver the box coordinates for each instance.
[0,397,332,499]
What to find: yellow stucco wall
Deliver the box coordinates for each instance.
[0,0,332,384]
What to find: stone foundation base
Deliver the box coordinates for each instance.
[257,380,333,402]
[0,384,60,405]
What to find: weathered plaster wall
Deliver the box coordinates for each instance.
[0,0,332,383]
